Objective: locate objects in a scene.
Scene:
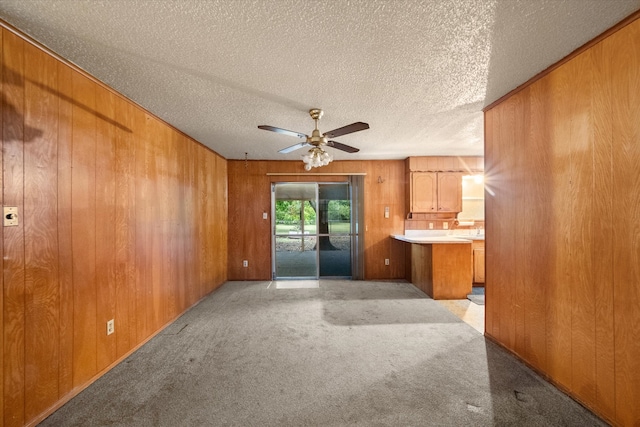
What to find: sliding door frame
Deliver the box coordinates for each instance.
[271,181,362,280]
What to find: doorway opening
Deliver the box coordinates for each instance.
[272,180,363,280]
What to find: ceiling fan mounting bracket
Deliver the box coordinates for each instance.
[309,108,324,120]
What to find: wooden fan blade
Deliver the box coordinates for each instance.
[327,140,360,153]
[258,125,307,139]
[279,142,311,154]
[323,122,369,138]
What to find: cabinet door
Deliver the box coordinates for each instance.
[411,172,437,212]
[473,247,485,283]
[437,172,463,212]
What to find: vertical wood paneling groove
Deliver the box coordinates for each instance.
[498,96,516,349]
[483,109,494,336]
[487,104,503,341]
[95,86,117,372]
[56,62,74,399]
[70,72,97,388]
[23,41,60,421]
[178,135,189,310]
[2,29,26,427]
[591,35,616,422]
[485,17,640,426]
[204,150,215,293]
[196,146,205,297]
[219,156,229,286]
[389,162,407,278]
[523,77,549,371]
[0,27,4,426]
[513,89,528,358]
[148,118,163,333]
[547,64,574,391]
[567,50,597,408]
[183,137,196,305]
[114,96,132,358]
[610,20,640,426]
[168,129,179,320]
[133,109,149,344]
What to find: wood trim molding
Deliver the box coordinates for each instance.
[484,9,640,111]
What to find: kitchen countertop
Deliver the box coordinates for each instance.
[454,235,485,241]
[391,231,484,244]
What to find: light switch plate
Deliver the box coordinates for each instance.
[263,212,268,219]
[3,207,18,226]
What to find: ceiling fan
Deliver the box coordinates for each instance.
[258,108,369,169]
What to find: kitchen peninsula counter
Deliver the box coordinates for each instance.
[392,233,474,299]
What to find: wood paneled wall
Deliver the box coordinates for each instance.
[484,16,640,426]
[1,26,228,427]
[227,160,406,280]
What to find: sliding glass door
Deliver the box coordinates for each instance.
[272,182,353,280]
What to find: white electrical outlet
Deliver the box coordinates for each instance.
[429,223,434,230]
[243,260,248,267]
[263,212,268,219]
[384,206,389,218]
[107,319,114,335]
[385,258,390,266]
[443,222,448,230]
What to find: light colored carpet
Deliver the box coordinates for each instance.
[41,280,604,426]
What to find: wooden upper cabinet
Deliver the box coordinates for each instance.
[410,172,437,212]
[404,157,476,215]
[437,172,463,212]
[408,171,462,214]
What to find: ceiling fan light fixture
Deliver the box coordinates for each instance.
[302,147,333,170]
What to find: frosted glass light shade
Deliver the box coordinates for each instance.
[302,147,332,170]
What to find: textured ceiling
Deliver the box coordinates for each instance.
[1,0,638,161]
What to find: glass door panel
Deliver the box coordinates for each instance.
[318,184,351,277]
[274,236,317,278]
[273,184,318,279]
